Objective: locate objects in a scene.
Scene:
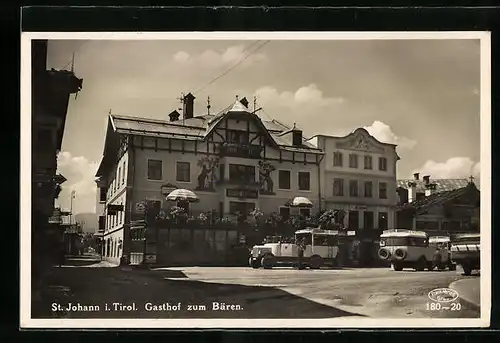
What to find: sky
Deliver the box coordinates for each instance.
[46,38,481,214]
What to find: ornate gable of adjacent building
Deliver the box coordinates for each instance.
[334,128,397,156]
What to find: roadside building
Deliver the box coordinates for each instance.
[396,174,479,234]
[308,129,400,266]
[94,94,324,265]
[31,40,83,275]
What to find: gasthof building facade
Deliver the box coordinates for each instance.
[95,94,325,264]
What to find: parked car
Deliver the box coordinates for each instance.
[378,229,437,271]
[428,236,456,271]
[249,228,339,269]
[450,233,480,276]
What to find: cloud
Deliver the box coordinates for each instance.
[255,84,344,108]
[173,51,190,63]
[173,44,267,68]
[412,157,480,179]
[55,151,98,214]
[363,121,417,150]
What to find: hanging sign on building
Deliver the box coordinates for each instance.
[134,202,147,214]
[227,188,258,199]
[144,254,157,264]
[161,183,178,196]
[48,208,62,224]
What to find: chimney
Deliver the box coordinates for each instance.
[291,124,302,146]
[407,181,417,203]
[425,183,437,197]
[423,175,430,185]
[183,92,195,119]
[168,110,180,122]
[413,173,420,180]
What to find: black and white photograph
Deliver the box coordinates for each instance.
[20,32,491,328]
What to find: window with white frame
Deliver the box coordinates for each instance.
[379,182,388,199]
[278,170,291,190]
[333,178,344,196]
[147,159,163,180]
[364,155,373,169]
[298,172,311,191]
[378,157,388,171]
[364,181,373,198]
[349,180,359,197]
[349,154,358,168]
[333,151,343,167]
[176,162,191,182]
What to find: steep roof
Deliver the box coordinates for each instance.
[109,100,323,154]
[397,182,479,215]
[397,178,469,193]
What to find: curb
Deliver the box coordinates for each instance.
[449,279,480,311]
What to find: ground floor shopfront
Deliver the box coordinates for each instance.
[324,202,396,231]
[335,229,389,267]
[128,219,264,266]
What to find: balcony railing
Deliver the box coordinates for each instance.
[216,178,261,188]
[219,143,263,159]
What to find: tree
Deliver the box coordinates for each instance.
[319,209,346,230]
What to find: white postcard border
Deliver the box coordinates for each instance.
[20,31,491,329]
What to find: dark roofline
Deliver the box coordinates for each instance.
[111,114,206,130]
[204,102,280,149]
[311,129,398,147]
[397,182,478,214]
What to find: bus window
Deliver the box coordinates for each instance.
[312,234,338,246]
[295,233,312,245]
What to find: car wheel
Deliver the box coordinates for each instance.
[392,262,403,271]
[249,257,260,269]
[261,255,274,269]
[310,255,323,269]
[462,264,472,276]
[449,263,457,271]
[415,257,427,271]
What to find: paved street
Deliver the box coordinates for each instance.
[161,266,480,318]
[33,261,479,319]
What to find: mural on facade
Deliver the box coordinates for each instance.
[258,160,276,194]
[196,156,220,191]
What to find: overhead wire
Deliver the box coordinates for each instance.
[192,40,270,95]
[189,40,271,138]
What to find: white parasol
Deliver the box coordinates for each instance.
[287,196,313,208]
[166,189,200,203]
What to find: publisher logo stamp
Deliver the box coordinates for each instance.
[428,288,460,303]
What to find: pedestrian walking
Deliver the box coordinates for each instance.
[432,248,442,270]
[296,237,306,270]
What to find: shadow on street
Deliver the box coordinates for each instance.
[32,266,363,319]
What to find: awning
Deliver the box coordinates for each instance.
[166,189,200,203]
[286,196,313,208]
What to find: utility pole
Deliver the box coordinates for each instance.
[70,52,75,73]
[70,190,76,225]
[207,96,211,115]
